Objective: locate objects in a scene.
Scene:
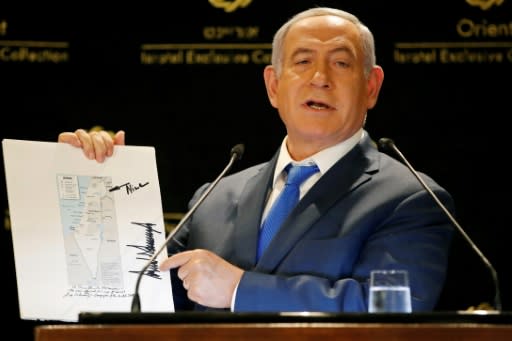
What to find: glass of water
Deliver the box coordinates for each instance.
[368,269,412,313]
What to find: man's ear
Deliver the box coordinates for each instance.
[366,66,384,109]
[263,65,279,109]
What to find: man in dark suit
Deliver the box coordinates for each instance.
[59,7,454,312]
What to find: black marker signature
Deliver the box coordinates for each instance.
[109,181,149,195]
[127,222,162,279]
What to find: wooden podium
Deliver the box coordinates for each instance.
[34,312,512,341]
[35,322,512,341]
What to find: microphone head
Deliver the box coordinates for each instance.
[378,137,395,151]
[230,144,245,161]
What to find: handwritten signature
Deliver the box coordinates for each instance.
[127,222,162,279]
[109,181,149,195]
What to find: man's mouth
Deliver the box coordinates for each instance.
[305,100,333,110]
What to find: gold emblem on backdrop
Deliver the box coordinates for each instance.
[466,0,505,10]
[209,0,252,13]
[0,19,7,36]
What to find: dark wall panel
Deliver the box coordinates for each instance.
[1,1,511,339]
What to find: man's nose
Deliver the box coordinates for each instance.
[310,65,331,88]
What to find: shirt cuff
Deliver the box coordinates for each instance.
[230,279,241,311]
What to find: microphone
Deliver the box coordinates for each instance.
[377,137,502,312]
[130,143,245,312]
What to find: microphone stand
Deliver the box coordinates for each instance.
[131,144,245,312]
[378,138,501,312]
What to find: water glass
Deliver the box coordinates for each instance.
[368,269,412,313]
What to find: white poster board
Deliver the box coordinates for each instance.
[2,139,174,322]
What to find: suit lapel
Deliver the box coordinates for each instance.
[232,156,277,268]
[255,135,380,271]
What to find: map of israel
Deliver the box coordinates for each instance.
[57,174,124,289]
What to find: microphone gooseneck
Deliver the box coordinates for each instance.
[130,143,245,313]
[378,137,501,312]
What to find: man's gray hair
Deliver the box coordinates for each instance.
[271,7,376,78]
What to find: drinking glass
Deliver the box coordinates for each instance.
[368,269,412,313]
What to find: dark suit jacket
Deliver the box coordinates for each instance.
[170,131,454,312]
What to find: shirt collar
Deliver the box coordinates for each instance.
[272,129,364,186]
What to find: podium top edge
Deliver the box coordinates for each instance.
[76,311,512,325]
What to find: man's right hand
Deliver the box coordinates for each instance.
[58,129,125,163]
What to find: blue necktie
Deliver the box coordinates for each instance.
[256,163,319,261]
